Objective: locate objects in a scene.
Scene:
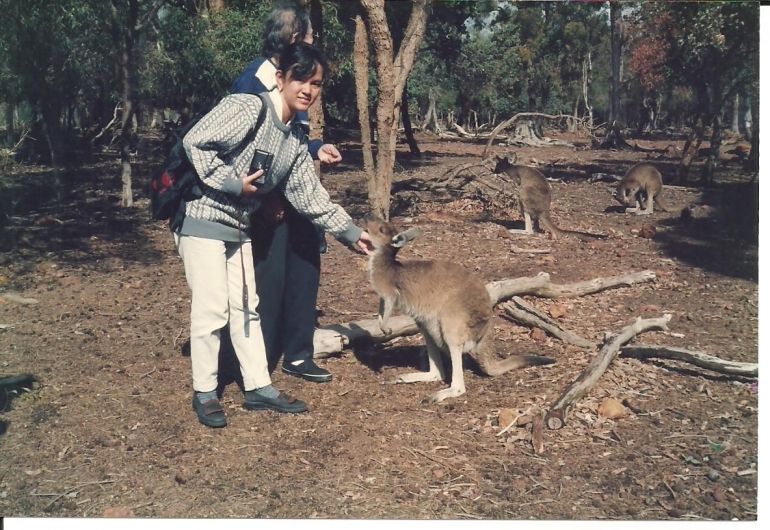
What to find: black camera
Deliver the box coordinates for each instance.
[250,149,273,184]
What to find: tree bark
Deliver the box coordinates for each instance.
[360,0,431,219]
[4,100,14,149]
[746,90,759,172]
[306,0,325,176]
[360,0,396,219]
[401,83,420,156]
[110,0,165,208]
[353,14,375,175]
[607,0,622,129]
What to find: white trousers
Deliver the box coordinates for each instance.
[174,234,271,392]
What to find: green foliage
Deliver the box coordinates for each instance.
[143,5,267,112]
[627,1,759,126]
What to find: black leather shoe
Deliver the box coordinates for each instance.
[192,393,227,428]
[243,390,308,413]
[281,359,332,383]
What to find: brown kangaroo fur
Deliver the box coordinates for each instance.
[615,162,673,214]
[362,214,555,404]
[492,154,563,239]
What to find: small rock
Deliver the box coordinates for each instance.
[530,328,547,342]
[707,469,720,482]
[497,408,517,429]
[548,304,568,319]
[667,508,683,518]
[640,224,657,239]
[713,488,726,503]
[174,472,187,485]
[598,398,626,419]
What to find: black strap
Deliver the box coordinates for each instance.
[238,93,269,338]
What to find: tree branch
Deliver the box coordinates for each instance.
[620,345,757,378]
[544,314,672,430]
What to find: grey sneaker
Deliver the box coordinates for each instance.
[281,359,332,383]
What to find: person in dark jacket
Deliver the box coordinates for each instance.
[229,3,341,383]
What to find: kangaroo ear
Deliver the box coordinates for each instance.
[391,228,423,248]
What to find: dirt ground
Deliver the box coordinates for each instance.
[0,129,759,522]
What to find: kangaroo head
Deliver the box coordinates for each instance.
[615,183,638,206]
[492,153,517,174]
[362,214,423,251]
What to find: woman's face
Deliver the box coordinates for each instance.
[276,66,323,115]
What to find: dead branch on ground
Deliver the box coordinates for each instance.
[620,345,758,378]
[544,314,672,430]
[502,297,595,349]
[482,113,577,159]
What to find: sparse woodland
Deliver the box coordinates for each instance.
[0,0,759,522]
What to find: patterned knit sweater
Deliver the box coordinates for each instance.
[179,93,362,245]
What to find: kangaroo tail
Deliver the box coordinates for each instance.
[479,354,556,377]
[538,214,564,240]
[654,193,675,212]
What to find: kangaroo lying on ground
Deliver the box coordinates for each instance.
[492,154,564,239]
[614,162,673,215]
[362,214,555,404]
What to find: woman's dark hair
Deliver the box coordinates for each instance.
[277,42,327,82]
[261,3,311,58]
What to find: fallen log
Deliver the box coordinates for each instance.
[544,314,672,430]
[313,270,657,358]
[619,345,757,378]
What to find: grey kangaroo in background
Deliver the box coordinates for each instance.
[492,154,564,239]
[362,214,555,404]
[615,162,674,215]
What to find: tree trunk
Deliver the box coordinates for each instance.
[746,90,759,172]
[582,51,593,130]
[401,83,420,156]
[607,1,622,130]
[306,0,325,176]
[360,0,431,220]
[700,114,721,187]
[110,0,165,208]
[111,0,137,208]
[360,0,396,219]
[731,92,740,133]
[421,88,441,133]
[4,101,15,149]
[675,118,703,184]
[353,14,374,176]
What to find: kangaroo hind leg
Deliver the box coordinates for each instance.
[386,322,445,385]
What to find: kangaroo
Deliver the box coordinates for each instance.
[492,154,564,239]
[615,162,673,215]
[362,214,555,404]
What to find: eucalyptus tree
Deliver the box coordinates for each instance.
[628,1,759,183]
[358,0,432,219]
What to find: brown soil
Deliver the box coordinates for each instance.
[0,131,758,521]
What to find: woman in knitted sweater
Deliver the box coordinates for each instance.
[176,43,373,428]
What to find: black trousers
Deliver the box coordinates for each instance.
[250,194,322,372]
